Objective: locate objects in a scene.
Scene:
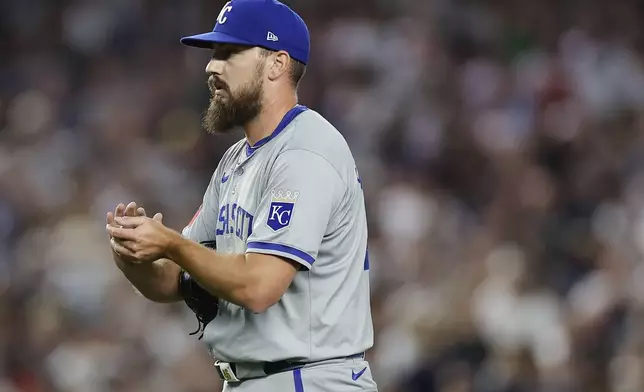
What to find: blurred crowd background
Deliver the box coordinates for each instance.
[3,0,644,391]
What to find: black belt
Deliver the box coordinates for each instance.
[263,353,364,375]
[216,352,365,381]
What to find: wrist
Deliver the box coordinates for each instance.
[164,231,185,262]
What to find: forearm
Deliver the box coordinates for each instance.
[165,236,256,310]
[114,255,182,303]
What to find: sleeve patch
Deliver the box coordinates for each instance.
[266,190,299,231]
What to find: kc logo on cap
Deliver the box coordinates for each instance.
[216,1,233,24]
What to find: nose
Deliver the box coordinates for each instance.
[205,58,224,76]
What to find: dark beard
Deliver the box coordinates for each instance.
[202,71,264,135]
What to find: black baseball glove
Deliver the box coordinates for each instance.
[178,240,219,340]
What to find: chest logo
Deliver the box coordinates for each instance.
[267,190,299,231]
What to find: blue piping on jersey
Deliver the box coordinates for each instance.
[293,368,305,392]
[364,249,370,271]
[247,241,315,264]
[245,104,308,157]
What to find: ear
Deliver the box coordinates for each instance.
[266,50,290,82]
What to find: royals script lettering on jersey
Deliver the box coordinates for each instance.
[181,105,374,363]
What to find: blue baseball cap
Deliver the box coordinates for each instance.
[180,0,310,65]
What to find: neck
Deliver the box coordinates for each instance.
[244,94,297,146]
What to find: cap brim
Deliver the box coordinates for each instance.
[180,31,255,48]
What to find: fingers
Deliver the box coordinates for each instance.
[108,202,145,242]
[109,202,146,221]
[110,238,137,259]
[125,202,138,217]
[106,212,116,240]
[106,224,138,241]
[113,216,147,228]
[115,203,125,218]
[153,213,163,222]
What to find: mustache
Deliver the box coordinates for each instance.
[208,77,228,93]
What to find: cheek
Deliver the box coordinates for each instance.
[226,77,246,95]
[225,72,241,92]
[232,63,262,85]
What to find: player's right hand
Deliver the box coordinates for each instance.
[107,202,147,264]
[107,202,164,265]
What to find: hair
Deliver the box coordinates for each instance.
[259,48,307,88]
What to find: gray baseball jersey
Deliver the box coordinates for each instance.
[182,105,374,363]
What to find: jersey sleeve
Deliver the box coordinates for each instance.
[182,167,221,241]
[246,149,346,269]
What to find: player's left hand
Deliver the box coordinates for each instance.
[106,215,177,263]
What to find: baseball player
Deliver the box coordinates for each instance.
[105,0,377,391]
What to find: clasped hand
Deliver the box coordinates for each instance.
[106,204,175,263]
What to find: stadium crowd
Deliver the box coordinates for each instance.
[3,0,644,391]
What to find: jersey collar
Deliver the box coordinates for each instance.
[245,104,308,157]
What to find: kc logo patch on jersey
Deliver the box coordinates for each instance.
[267,190,299,231]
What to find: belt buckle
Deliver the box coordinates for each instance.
[214,360,241,382]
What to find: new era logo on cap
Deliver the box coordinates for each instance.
[180,0,310,64]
